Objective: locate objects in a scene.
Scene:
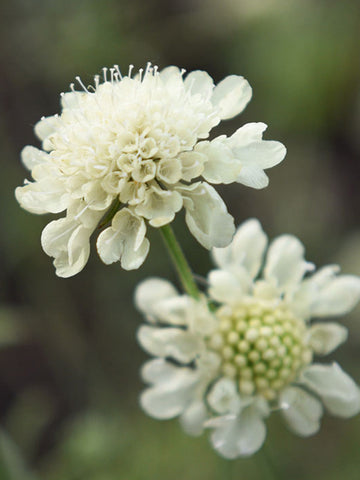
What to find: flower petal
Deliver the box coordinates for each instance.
[208,269,250,304]
[34,115,60,141]
[134,278,178,319]
[178,182,235,249]
[264,235,314,292]
[229,123,286,169]
[15,179,69,214]
[310,275,360,317]
[140,358,200,419]
[196,139,242,184]
[236,165,269,189]
[211,75,252,120]
[20,146,49,171]
[300,363,360,418]
[178,151,205,181]
[41,218,93,277]
[212,218,268,279]
[207,406,267,458]
[180,400,207,436]
[96,208,149,269]
[137,325,202,363]
[184,70,214,99]
[135,186,183,227]
[207,378,242,415]
[307,323,348,355]
[279,386,323,437]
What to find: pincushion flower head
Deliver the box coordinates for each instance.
[136,219,360,459]
[16,63,286,277]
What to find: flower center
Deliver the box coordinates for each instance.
[207,302,312,401]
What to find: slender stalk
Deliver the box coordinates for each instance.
[160,224,200,299]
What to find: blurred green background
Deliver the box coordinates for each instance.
[1,0,360,478]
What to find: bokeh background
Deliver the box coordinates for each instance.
[1,0,360,478]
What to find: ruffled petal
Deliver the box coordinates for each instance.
[15,179,69,214]
[264,235,314,292]
[211,75,252,120]
[156,157,182,184]
[300,363,360,418]
[134,278,179,319]
[236,165,270,189]
[212,218,267,279]
[96,208,149,269]
[34,115,61,142]
[229,123,286,169]
[180,400,208,436]
[135,185,183,227]
[177,182,235,249]
[41,218,92,277]
[307,323,348,355]
[207,378,242,415]
[206,406,267,458]
[140,358,201,419]
[137,325,202,363]
[178,151,205,181]
[196,139,242,184]
[184,70,214,99]
[20,146,49,171]
[309,275,360,317]
[208,269,250,304]
[279,386,323,437]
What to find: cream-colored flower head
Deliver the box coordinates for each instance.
[136,219,360,458]
[16,64,286,277]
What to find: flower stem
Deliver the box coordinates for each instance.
[160,224,200,299]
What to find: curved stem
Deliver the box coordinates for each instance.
[160,224,200,299]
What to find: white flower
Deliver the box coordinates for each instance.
[136,219,360,458]
[16,64,286,277]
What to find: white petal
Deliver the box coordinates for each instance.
[41,218,92,277]
[208,269,250,304]
[20,146,49,171]
[212,218,267,279]
[211,75,252,120]
[157,157,182,184]
[83,181,114,211]
[207,407,267,458]
[184,70,214,98]
[180,401,207,436]
[307,323,348,355]
[279,386,323,437]
[96,208,149,270]
[264,235,314,291]
[34,115,60,141]
[178,151,205,181]
[140,359,200,419]
[137,325,202,363]
[236,165,269,189]
[135,186,183,227]
[196,140,242,184]
[300,363,360,418]
[134,278,178,317]
[207,378,242,415]
[229,123,286,169]
[178,182,235,249]
[15,179,69,214]
[310,275,360,317]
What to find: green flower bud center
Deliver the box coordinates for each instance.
[208,303,312,401]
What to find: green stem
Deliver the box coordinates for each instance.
[160,224,200,299]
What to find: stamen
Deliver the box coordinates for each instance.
[75,76,89,93]
[102,67,108,82]
[128,64,134,78]
[114,64,123,80]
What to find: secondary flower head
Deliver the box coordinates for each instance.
[136,219,360,458]
[16,64,286,277]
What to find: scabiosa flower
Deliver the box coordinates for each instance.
[136,219,360,458]
[16,64,286,277]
